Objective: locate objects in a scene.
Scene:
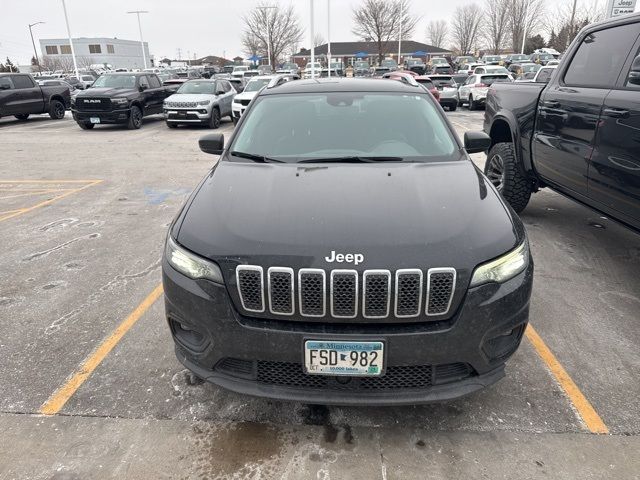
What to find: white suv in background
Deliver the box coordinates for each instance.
[231,74,298,124]
[457,73,512,110]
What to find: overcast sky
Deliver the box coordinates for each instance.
[1,0,631,65]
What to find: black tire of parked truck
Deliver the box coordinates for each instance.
[14,114,29,120]
[166,122,177,128]
[49,100,66,119]
[78,122,95,130]
[484,142,532,213]
[127,105,143,130]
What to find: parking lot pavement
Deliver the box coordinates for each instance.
[0,110,639,479]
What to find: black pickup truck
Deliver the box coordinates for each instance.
[0,73,70,121]
[72,72,172,130]
[484,13,640,232]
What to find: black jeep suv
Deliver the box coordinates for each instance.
[162,78,534,405]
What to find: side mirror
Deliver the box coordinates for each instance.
[464,131,491,154]
[628,55,640,86]
[199,133,224,155]
[139,84,148,91]
[216,89,225,95]
[0,84,10,90]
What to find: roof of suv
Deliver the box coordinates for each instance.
[259,78,423,95]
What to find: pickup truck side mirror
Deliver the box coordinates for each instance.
[139,84,148,92]
[215,89,225,95]
[0,84,10,90]
[464,131,491,154]
[199,133,224,155]
[628,55,640,86]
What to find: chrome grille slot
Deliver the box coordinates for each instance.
[426,268,456,316]
[298,269,326,317]
[395,270,423,318]
[330,270,358,318]
[363,270,391,318]
[236,266,264,313]
[268,267,294,315]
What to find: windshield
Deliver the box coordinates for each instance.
[415,79,435,89]
[521,64,540,73]
[244,78,271,92]
[485,56,500,61]
[512,55,529,61]
[430,77,455,87]
[176,81,216,94]
[230,92,457,163]
[355,62,369,68]
[432,58,448,64]
[282,63,297,69]
[480,75,511,85]
[382,60,397,67]
[91,75,136,88]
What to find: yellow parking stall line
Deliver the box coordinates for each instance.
[0,180,102,223]
[0,190,67,200]
[0,179,101,184]
[526,324,609,434]
[0,187,77,192]
[39,284,164,415]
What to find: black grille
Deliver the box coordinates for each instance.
[77,97,111,111]
[241,360,474,391]
[299,270,325,316]
[360,365,432,389]
[237,267,264,312]
[331,272,357,317]
[363,272,390,318]
[240,99,251,106]
[395,271,422,317]
[257,361,328,388]
[269,269,293,315]
[427,270,455,315]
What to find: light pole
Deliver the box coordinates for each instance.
[127,10,149,69]
[397,1,403,67]
[60,0,79,79]
[28,21,45,74]
[327,0,331,78]
[257,5,276,69]
[520,2,529,54]
[310,0,315,78]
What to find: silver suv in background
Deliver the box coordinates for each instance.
[163,79,235,129]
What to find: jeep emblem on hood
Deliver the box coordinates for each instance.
[325,250,364,266]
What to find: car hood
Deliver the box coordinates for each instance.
[76,87,136,97]
[165,93,215,102]
[176,159,521,278]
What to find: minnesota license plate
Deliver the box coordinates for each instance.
[90,117,100,124]
[304,340,384,376]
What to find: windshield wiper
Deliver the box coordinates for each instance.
[298,156,405,164]
[230,151,285,163]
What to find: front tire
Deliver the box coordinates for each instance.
[208,108,221,129]
[14,114,29,120]
[127,105,143,129]
[449,104,457,112]
[49,100,66,119]
[468,95,476,110]
[485,142,532,213]
[166,122,177,128]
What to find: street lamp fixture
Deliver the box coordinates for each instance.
[28,21,45,73]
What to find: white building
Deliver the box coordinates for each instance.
[39,37,150,70]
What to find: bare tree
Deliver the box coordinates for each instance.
[507,0,545,53]
[314,33,325,47]
[545,0,604,51]
[426,20,448,48]
[450,4,483,56]
[483,0,510,54]
[242,31,261,59]
[76,56,96,69]
[352,0,419,63]
[241,2,304,67]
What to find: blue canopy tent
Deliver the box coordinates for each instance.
[413,50,427,57]
[247,54,262,65]
[355,51,369,59]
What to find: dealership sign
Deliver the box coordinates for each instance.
[607,0,637,17]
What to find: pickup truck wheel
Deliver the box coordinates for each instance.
[468,95,476,110]
[485,142,532,213]
[14,114,29,120]
[209,108,221,129]
[166,122,177,128]
[49,100,66,119]
[77,122,94,130]
[127,106,143,130]
[449,104,457,112]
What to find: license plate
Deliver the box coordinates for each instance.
[304,340,384,376]
[90,117,100,124]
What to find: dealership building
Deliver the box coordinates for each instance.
[39,37,150,70]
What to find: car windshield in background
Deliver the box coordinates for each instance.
[511,55,529,62]
[230,92,457,163]
[244,78,271,92]
[415,79,435,89]
[381,60,397,67]
[520,64,540,73]
[176,81,216,94]
[485,56,501,62]
[91,75,136,88]
[481,75,511,85]
[355,62,369,68]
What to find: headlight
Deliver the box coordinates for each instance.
[469,240,529,287]
[165,235,224,283]
[197,100,210,106]
[112,98,128,105]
